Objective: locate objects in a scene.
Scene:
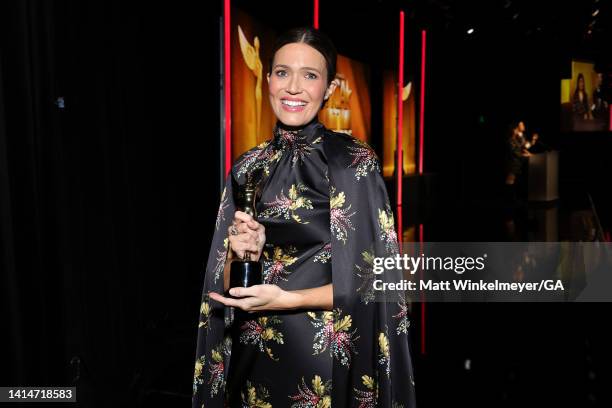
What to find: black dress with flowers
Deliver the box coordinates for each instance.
[192,120,417,408]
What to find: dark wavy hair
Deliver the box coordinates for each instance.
[268,27,337,85]
[574,73,586,97]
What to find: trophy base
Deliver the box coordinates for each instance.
[228,260,262,297]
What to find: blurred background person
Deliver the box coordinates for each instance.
[572,73,592,121]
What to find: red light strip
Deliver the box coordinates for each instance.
[224,0,232,177]
[419,30,426,175]
[397,11,405,244]
[314,0,320,29]
[419,223,425,355]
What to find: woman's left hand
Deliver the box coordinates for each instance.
[208,284,298,312]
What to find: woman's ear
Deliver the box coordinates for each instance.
[324,78,339,100]
[266,72,270,83]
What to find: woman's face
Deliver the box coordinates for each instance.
[578,77,585,90]
[267,42,336,127]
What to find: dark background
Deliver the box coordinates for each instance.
[2,0,611,407]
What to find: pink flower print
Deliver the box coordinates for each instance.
[347,140,380,181]
[260,183,313,224]
[262,246,298,284]
[308,309,359,367]
[378,206,399,254]
[239,316,284,361]
[288,375,332,408]
[353,375,378,408]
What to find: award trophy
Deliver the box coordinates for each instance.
[228,172,263,297]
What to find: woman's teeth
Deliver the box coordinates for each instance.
[282,100,306,106]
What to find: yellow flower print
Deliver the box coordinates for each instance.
[329,187,356,244]
[240,316,284,361]
[378,332,391,377]
[260,183,313,224]
[241,380,272,408]
[262,245,298,284]
[288,374,332,408]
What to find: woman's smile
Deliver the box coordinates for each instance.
[280,97,308,112]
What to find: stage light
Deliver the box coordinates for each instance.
[467,28,474,34]
[396,10,405,244]
[592,9,599,17]
[55,97,65,109]
[419,31,426,175]
[464,359,472,371]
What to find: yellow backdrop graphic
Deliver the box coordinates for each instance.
[231,8,277,160]
[382,70,415,178]
[319,55,371,142]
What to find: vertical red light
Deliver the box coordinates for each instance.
[419,30,426,175]
[224,0,232,176]
[314,0,320,29]
[419,223,425,355]
[397,11,405,245]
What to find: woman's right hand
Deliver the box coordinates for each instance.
[227,211,266,261]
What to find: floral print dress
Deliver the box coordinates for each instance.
[193,120,416,408]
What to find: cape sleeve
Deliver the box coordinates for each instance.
[192,170,235,408]
[192,140,273,407]
[324,132,417,407]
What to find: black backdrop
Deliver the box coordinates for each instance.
[1,1,221,405]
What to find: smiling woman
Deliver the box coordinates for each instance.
[267,42,337,125]
[192,27,417,408]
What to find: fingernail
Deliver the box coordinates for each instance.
[229,288,236,296]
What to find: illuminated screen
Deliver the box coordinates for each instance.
[561,60,610,132]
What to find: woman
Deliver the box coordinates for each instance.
[193,27,416,407]
[503,121,531,205]
[572,73,591,121]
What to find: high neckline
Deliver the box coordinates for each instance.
[272,119,324,149]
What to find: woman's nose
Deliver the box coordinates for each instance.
[286,75,302,94]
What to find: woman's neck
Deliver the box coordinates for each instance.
[276,118,318,132]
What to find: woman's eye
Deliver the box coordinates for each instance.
[305,72,318,80]
[275,70,287,77]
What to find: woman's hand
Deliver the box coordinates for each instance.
[228,211,266,261]
[208,284,299,312]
